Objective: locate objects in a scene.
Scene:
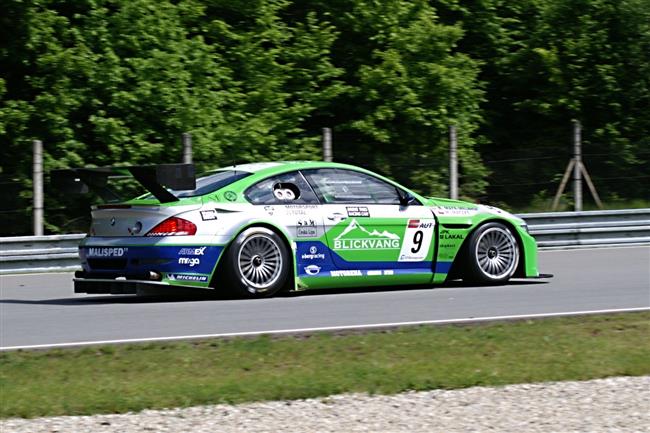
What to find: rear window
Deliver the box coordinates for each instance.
[169,170,251,198]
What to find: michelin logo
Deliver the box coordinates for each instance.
[167,274,208,282]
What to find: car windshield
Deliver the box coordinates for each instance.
[173,170,252,197]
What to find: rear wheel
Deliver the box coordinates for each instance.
[463,222,519,284]
[225,227,289,298]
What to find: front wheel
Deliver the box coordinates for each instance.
[463,222,519,284]
[225,227,290,298]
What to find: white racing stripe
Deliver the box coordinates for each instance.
[2,307,648,351]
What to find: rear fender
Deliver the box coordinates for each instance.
[209,219,297,292]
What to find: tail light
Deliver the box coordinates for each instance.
[146,217,197,236]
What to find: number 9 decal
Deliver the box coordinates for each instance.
[399,219,434,262]
[411,230,423,253]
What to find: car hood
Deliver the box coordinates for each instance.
[426,197,523,224]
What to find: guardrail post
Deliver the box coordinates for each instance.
[449,125,458,200]
[182,133,193,164]
[322,127,333,162]
[33,140,44,236]
[573,120,583,212]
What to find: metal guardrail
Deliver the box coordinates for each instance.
[1,234,84,275]
[1,209,649,274]
[518,208,650,248]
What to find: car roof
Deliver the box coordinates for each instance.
[216,161,361,176]
[221,162,283,173]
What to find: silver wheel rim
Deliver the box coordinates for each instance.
[237,234,283,292]
[474,227,519,280]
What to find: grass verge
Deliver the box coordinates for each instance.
[1,312,649,419]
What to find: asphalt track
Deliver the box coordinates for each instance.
[1,246,648,350]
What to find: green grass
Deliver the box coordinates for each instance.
[1,312,649,419]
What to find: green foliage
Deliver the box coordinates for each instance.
[288,0,487,197]
[0,0,345,233]
[1,0,649,234]
[439,0,650,205]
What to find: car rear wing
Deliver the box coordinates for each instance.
[50,164,196,203]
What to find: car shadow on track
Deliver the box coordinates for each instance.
[0,292,221,306]
[0,279,548,305]
[279,279,548,298]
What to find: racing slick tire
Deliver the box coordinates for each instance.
[463,222,520,285]
[224,226,290,298]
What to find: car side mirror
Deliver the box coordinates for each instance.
[396,188,416,206]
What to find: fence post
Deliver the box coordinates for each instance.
[33,140,44,236]
[182,132,193,164]
[322,127,332,162]
[573,120,582,211]
[449,125,458,200]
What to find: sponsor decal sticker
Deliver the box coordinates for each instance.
[330,270,362,277]
[433,205,478,216]
[224,191,237,202]
[399,219,435,262]
[345,206,370,217]
[167,274,208,282]
[333,219,400,250]
[200,210,218,221]
[366,270,394,276]
[304,265,321,275]
[264,206,275,216]
[301,245,325,260]
[346,206,370,217]
[284,204,318,216]
[178,257,201,267]
[178,247,206,256]
[439,229,464,240]
[87,247,128,257]
[297,227,317,237]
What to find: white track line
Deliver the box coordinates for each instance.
[539,245,650,252]
[2,307,648,351]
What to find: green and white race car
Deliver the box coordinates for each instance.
[62,161,543,297]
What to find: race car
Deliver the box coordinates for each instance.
[58,161,543,297]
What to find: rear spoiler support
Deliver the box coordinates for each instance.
[51,164,196,203]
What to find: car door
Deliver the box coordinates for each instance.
[302,168,436,278]
[244,170,334,278]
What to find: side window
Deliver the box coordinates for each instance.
[302,169,401,204]
[244,171,319,205]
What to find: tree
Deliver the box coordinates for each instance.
[289,0,487,197]
[0,0,344,234]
